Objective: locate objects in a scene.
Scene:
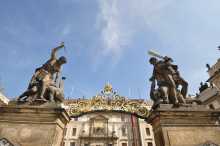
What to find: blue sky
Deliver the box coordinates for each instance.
[0,0,220,100]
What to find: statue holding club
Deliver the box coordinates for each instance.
[148,50,188,107]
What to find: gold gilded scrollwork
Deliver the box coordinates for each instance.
[91,95,108,110]
[69,103,80,116]
[68,85,149,118]
[111,95,126,110]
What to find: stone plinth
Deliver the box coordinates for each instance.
[0,104,70,146]
[148,104,220,146]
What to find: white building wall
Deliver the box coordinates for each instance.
[64,112,155,146]
[139,119,155,146]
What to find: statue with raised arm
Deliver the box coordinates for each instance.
[17,43,67,104]
[163,56,188,99]
[149,57,178,106]
[35,42,67,100]
[148,50,187,106]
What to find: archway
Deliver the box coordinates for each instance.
[63,84,154,146]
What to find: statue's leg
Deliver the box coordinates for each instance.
[24,86,38,103]
[177,92,186,104]
[50,96,55,102]
[49,90,55,102]
[165,75,178,104]
[176,77,188,98]
[160,86,169,104]
[39,82,46,98]
[58,93,64,102]
[39,75,50,101]
[17,88,35,101]
[17,92,26,101]
[178,94,186,104]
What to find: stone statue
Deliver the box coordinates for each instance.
[149,57,178,105]
[17,43,67,104]
[164,56,188,99]
[45,77,66,102]
[148,50,187,106]
[150,78,169,105]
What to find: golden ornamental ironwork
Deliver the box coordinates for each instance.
[103,83,113,94]
[67,84,150,118]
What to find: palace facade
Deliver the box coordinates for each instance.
[63,111,154,146]
[62,84,155,146]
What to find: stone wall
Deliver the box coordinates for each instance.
[0,105,70,146]
[148,104,220,146]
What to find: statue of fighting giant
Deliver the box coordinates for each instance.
[148,50,188,107]
[17,43,67,104]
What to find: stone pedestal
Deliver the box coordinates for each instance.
[148,104,220,146]
[0,104,70,146]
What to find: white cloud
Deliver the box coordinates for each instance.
[97,0,128,59]
[97,0,174,60]
[96,0,220,95]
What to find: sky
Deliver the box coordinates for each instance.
[0,0,220,100]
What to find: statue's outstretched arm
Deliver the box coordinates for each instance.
[51,43,65,59]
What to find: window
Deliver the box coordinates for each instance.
[70,142,75,146]
[93,119,105,135]
[209,104,215,110]
[108,144,113,146]
[74,117,78,121]
[72,128,77,136]
[122,143,127,146]
[122,126,126,136]
[94,127,105,135]
[84,144,89,146]
[147,142,153,146]
[145,128,151,136]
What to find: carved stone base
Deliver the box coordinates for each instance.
[148,104,220,146]
[0,104,70,146]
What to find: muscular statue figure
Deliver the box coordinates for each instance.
[35,43,67,100]
[163,56,188,98]
[149,57,178,105]
[46,77,66,102]
[148,50,189,106]
[17,43,67,103]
